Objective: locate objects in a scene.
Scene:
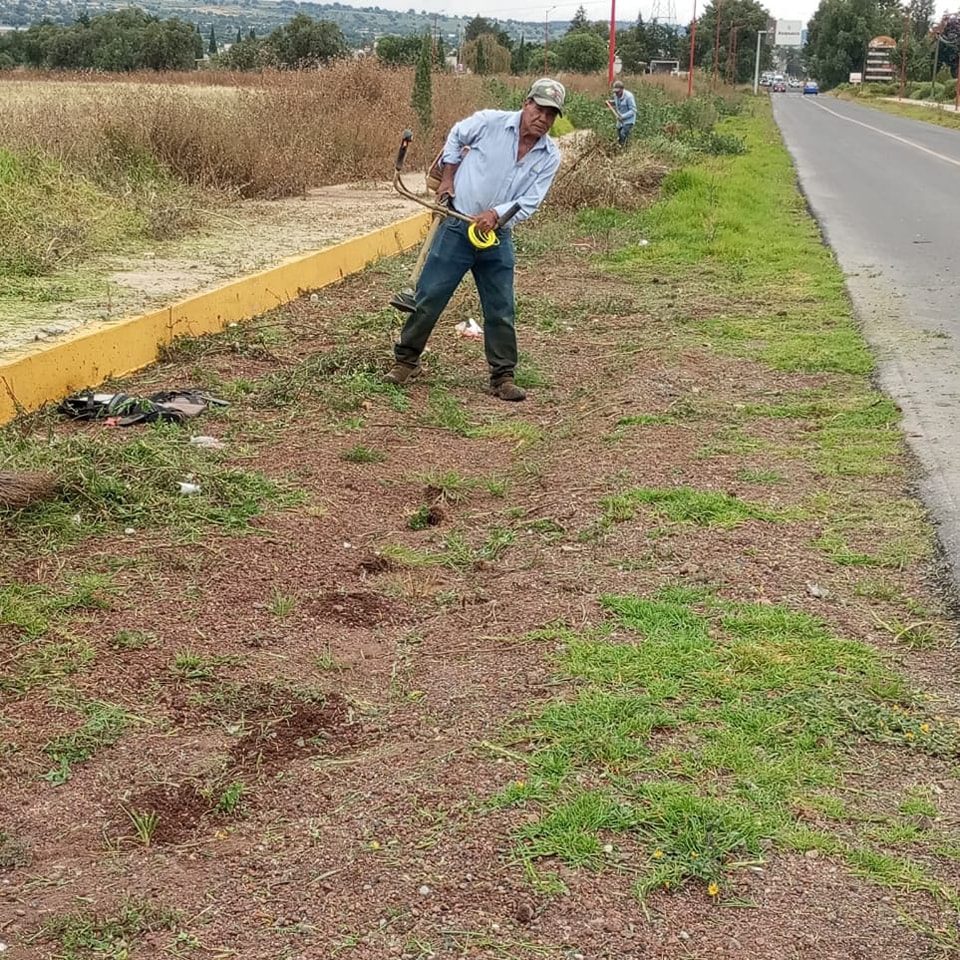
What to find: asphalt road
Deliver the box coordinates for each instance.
[772,93,960,590]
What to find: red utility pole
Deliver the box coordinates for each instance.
[687,0,698,97]
[608,0,617,85]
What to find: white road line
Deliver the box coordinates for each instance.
[806,98,960,170]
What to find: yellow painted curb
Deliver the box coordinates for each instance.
[0,212,431,426]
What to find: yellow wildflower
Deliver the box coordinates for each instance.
[920,723,931,734]
[515,780,526,789]
[653,849,664,860]
[369,840,381,850]
[905,731,915,740]
[707,882,720,897]
[690,852,699,860]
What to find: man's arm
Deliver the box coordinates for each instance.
[622,92,637,126]
[437,162,459,201]
[441,111,487,165]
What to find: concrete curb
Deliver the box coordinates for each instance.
[0,212,430,426]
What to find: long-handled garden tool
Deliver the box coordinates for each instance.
[390,130,520,313]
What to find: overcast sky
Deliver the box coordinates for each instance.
[348,0,954,32]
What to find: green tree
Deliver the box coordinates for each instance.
[567,5,591,33]
[694,0,772,82]
[475,36,487,74]
[266,13,347,66]
[511,34,528,73]
[412,32,432,135]
[464,14,512,49]
[376,33,421,65]
[208,24,217,55]
[806,0,887,89]
[557,29,607,72]
[235,27,242,44]
[465,15,493,40]
[909,0,935,40]
[220,36,266,70]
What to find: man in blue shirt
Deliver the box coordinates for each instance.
[385,78,565,402]
[610,80,637,146]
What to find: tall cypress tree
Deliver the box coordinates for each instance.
[208,24,217,54]
[412,32,433,135]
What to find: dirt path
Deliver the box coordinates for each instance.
[0,174,426,356]
[3,111,960,959]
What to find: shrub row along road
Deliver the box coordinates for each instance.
[773,94,960,588]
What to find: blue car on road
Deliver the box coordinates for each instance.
[803,81,819,95]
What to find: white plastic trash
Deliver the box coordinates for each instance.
[455,318,483,340]
[177,482,201,495]
[190,436,225,450]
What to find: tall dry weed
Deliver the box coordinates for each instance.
[548,134,668,213]
[0,62,490,198]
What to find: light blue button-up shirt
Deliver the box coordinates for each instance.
[613,89,637,126]
[441,109,561,227]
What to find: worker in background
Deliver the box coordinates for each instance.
[610,80,637,146]
[384,78,565,402]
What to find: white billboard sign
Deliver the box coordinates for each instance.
[775,19,803,47]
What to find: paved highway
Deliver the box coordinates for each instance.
[773,94,960,590]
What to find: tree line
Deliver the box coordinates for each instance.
[0,9,349,70]
[805,0,958,89]
[374,10,688,75]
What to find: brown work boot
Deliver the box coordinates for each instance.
[384,362,422,386]
[489,378,526,402]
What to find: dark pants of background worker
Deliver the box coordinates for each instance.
[394,217,517,383]
[618,122,635,147]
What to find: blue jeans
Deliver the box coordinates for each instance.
[618,123,634,146]
[394,217,517,382]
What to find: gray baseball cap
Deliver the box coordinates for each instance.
[527,77,566,115]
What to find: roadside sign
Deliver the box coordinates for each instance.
[775,19,803,47]
[849,72,863,84]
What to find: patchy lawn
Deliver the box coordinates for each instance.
[2,102,959,960]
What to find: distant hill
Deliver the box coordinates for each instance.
[0,0,586,46]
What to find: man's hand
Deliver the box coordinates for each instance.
[472,209,499,237]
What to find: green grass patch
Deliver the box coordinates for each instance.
[339,443,386,464]
[742,389,902,477]
[0,574,112,638]
[0,421,302,554]
[32,897,179,958]
[496,588,957,902]
[602,486,777,527]
[43,700,138,784]
[603,104,874,378]
[0,148,145,278]
[382,526,516,572]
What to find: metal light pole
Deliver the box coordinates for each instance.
[687,0,698,98]
[752,28,770,94]
[544,5,557,72]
